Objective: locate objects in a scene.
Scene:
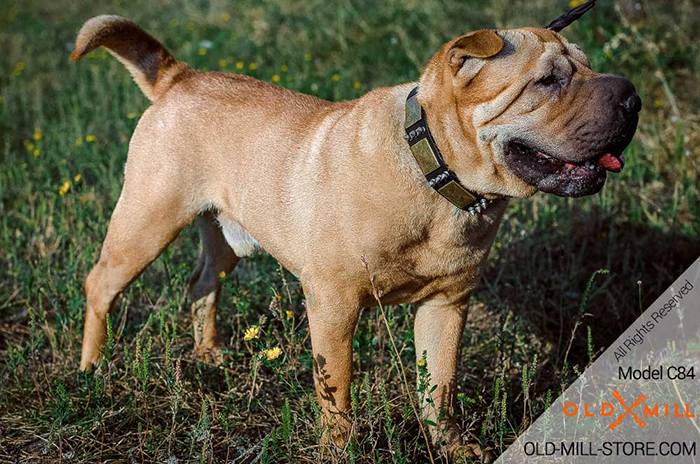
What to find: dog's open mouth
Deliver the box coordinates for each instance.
[504,141,626,197]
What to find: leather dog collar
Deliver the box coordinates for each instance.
[404,86,490,215]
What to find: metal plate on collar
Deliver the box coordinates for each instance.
[437,180,477,209]
[405,94,422,129]
[410,139,440,176]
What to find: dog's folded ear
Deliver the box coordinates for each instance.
[447,30,504,74]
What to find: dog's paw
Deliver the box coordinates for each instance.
[79,348,103,371]
[319,414,352,449]
[432,418,493,463]
[446,441,495,464]
[194,343,224,365]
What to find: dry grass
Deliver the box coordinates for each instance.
[0,0,698,462]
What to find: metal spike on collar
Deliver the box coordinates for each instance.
[404,126,426,142]
[467,198,491,217]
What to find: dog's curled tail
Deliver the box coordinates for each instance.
[70,15,188,101]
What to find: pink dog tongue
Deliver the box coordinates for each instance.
[597,153,623,172]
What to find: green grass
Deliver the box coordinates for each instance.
[1,0,698,462]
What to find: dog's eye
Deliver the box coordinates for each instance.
[537,73,560,87]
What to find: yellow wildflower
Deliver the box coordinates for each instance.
[169,18,179,28]
[286,310,293,319]
[332,73,341,82]
[219,12,231,22]
[265,346,282,361]
[248,62,258,70]
[198,48,207,56]
[24,141,35,152]
[127,112,137,119]
[272,74,280,83]
[58,180,71,196]
[236,61,244,70]
[218,58,228,68]
[85,134,97,142]
[354,81,361,89]
[13,61,25,77]
[244,326,260,341]
[33,129,42,141]
[76,137,83,147]
[417,359,426,368]
[186,22,195,31]
[74,173,82,182]
[219,271,226,278]
[33,149,40,157]
[304,53,311,62]
[280,64,288,72]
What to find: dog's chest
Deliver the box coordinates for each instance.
[367,202,506,305]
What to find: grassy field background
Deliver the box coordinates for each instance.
[0,0,698,462]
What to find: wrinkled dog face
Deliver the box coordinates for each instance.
[423,27,640,198]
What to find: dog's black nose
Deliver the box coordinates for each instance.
[596,76,642,118]
[620,93,642,115]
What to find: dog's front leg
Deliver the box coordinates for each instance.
[305,283,359,448]
[415,298,483,459]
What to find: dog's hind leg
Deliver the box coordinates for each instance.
[187,211,240,362]
[80,176,196,370]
